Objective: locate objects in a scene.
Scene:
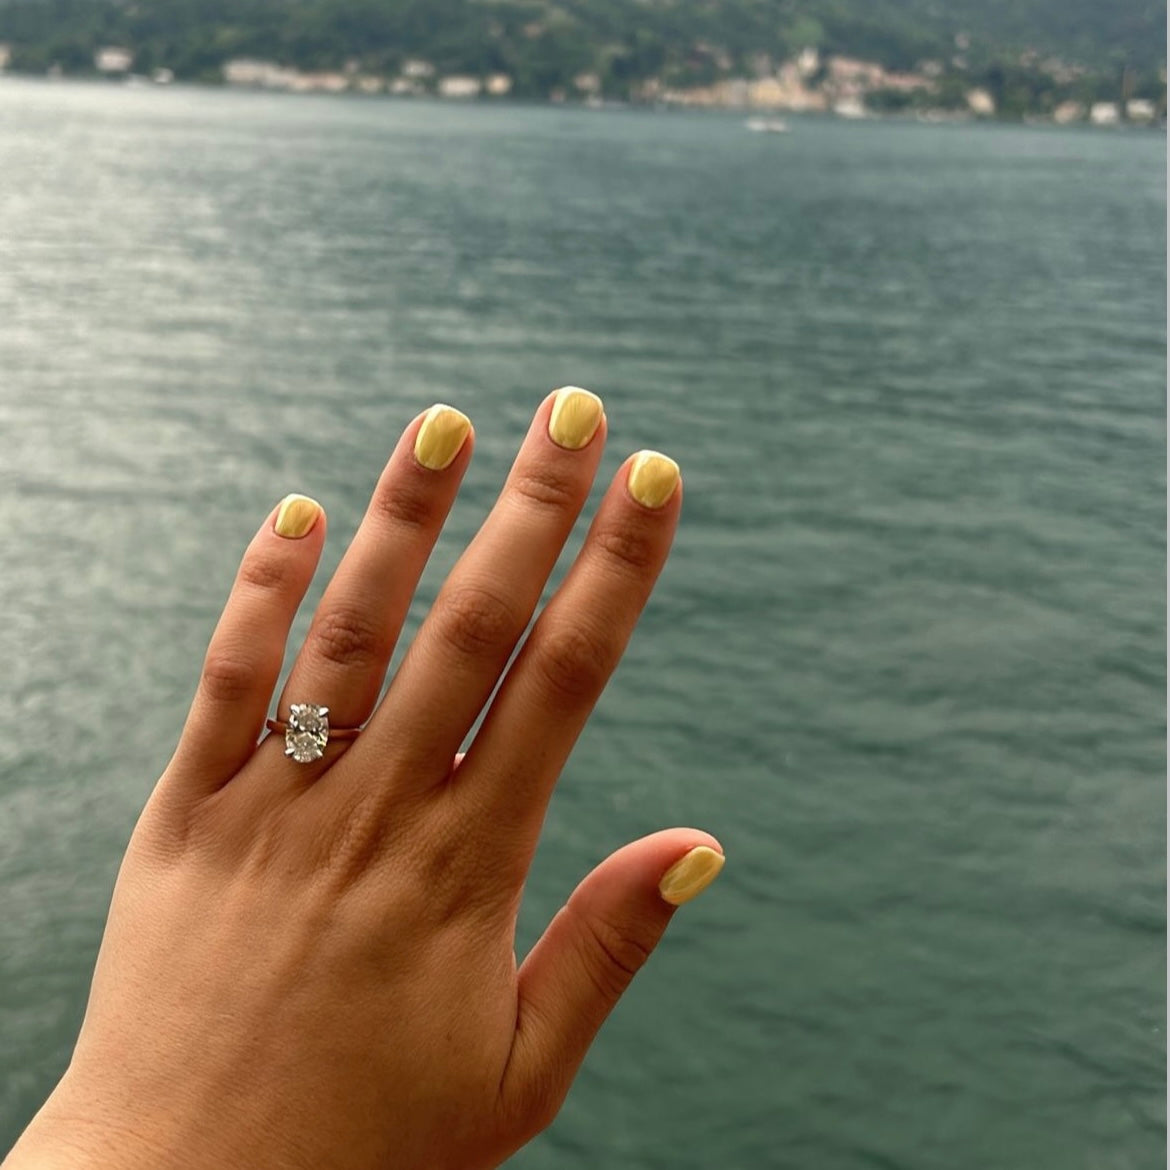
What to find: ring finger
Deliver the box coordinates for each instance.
[268,404,473,771]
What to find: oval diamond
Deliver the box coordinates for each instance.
[285,703,330,763]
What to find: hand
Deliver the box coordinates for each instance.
[5,390,724,1170]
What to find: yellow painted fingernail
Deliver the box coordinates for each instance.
[658,846,725,906]
[627,450,680,509]
[548,386,604,450]
[415,404,471,471]
[274,493,322,539]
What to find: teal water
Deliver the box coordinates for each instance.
[0,80,1164,1168]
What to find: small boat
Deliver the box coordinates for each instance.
[745,117,789,133]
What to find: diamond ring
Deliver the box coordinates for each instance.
[265,703,362,764]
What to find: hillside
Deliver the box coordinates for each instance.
[0,0,1164,110]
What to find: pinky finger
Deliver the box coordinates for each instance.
[164,494,326,799]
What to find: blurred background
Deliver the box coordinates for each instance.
[0,2,1165,1167]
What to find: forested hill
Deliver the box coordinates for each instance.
[0,0,1165,95]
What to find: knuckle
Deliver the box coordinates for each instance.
[437,582,520,658]
[237,552,292,595]
[370,477,437,533]
[316,790,387,882]
[594,522,659,575]
[531,621,616,704]
[199,652,259,705]
[415,796,523,925]
[423,847,503,926]
[509,462,581,512]
[308,606,390,672]
[578,907,653,1000]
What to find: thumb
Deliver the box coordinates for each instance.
[501,829,725,1134]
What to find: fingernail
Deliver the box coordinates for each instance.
[658,846,725,906]
[548,386,604,450]
[274,494,322,539]
[415,404,472,471]
[627,450,680,509]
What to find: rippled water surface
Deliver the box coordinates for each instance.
[0,80,1165,1168]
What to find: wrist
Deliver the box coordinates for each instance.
[4,1079,175,1170]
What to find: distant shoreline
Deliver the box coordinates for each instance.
[1,71,1165,133]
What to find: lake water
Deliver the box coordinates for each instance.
[0,80,1164,1168]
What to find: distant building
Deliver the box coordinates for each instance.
[152,67,174,85]
[833,96,867,119]
[1089,101,1120,125]
[289,73,348,93]
[1052,100,1084,124]
[828,56,884,87]
[485,74,513,96]
[355,76,383,94]
[966,88,995,116]
[881,70,932,92]
[748,78,786,108]
[389,78,422,96]
[573,72,601,94]
[1126,99,1156,122]
[773,64,826,110]
[400,59,434,80]
[0,44,11,71]
[438,76,481,98]
[796,47,820,78]
[95,47,133,73]
[223,59,299,88]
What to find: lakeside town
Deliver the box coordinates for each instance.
[0,39,1163,128]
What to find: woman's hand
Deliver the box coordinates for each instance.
[5,390,724,1170]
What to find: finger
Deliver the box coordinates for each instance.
[275,405,472,742]
[164,494,325,798]
[359,387,606,789]
[458,451,680,861]
[501,832,725,1135]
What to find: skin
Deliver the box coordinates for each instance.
[4,394,721,1170]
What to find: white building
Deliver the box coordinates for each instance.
[796,47,820,78]
[95,47,134,73]
[438,75,481,98]
[1089,101,1120,125]
[833,97,867,119]
[966,88,995,116]
[401,59,434,80]
[222,59,299,88]
[485,73,513,96]
[1052,101,1084,124]
[289,73,348,93]
[1126,99,1156,122]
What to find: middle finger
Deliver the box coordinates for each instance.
[353,387,606,791]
